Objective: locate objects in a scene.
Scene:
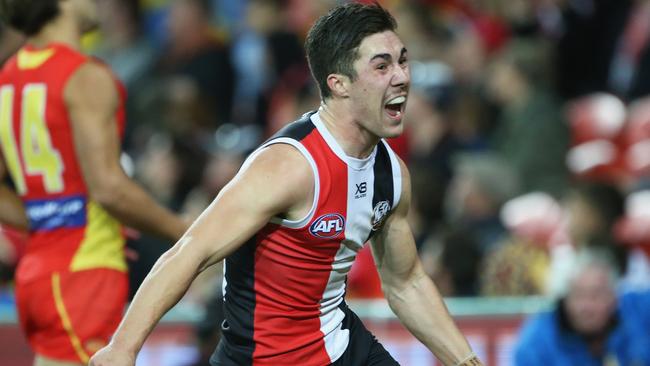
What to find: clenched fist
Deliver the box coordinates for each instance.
[88,344,136,366]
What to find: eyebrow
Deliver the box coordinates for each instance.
[369,48,408,63]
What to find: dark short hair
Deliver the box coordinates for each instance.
[304,2,397,99]
[0,0,60,36]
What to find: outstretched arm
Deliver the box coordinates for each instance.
[65,61,186,241]
[89,143,313,366]
[370,159,482,366]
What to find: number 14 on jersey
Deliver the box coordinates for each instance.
[0,83,64,195]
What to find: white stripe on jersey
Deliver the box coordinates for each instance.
[383,140,403,210]
[257,137,321,229]
[313,111,384,362]
[319,243,352,363]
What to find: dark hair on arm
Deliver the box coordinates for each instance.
[304,2,396,100]
[0,0,60,36]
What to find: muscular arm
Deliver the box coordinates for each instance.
[0,151,28,230]
[370,159,481,366]
[89,144,313,365]
[65,61,186,241]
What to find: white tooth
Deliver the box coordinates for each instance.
[387,96,406,105]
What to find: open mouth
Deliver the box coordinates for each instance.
[385,96,406,119]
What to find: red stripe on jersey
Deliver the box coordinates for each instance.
[252,130,349,365]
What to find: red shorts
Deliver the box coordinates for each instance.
[15,269,128,363]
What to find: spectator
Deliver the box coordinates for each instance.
[480,235,550,296]
[486,37,570,198]
[406,89,460,185]
[555,0,650,101]
[515,248,650,365]
[231,0,308,128]
[445,152,520,254]
[94,0,155,90]
[405,87,462,250]
[421,229,482,297]
[564,183,626,252]
[94,0,157,149]
[547,182,628,296]
[154,0,235,125]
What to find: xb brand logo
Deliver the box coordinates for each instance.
[310,213,345,238]
[355,182,367,199]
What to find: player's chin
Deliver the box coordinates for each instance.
[381,120,404,138]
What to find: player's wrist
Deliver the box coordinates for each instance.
[108,336,140,357]
[453,352,483,366]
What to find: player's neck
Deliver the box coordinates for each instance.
[318,102,380,160]
[29,15,82,50]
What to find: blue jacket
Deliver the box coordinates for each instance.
[515,291,650,366]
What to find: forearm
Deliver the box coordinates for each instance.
[0,185,28,230]
[94,178,186,241]
[385,271,476,366]
[109,237,201,354]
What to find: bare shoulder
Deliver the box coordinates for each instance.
[63,60,118,111]
[396,156,410,185]
[245,142,312,176]
[228,142,313,217]
[394,156,411,215]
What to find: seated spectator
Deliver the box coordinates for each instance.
[486,37,569,198]
[94,0,155,90]
[514,248,650,365]
[445,152,520,254]
[547,182,628,297]
[479,235,549,296]
[420,229,482,297]
[153,0,235,125]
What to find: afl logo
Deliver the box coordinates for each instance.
[371,201,391,231]
[310,213,345,238]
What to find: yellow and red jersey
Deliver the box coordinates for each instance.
[0,43,128,284]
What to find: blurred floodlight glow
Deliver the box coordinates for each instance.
[626,190,650,218]
[590,93,627,137]
[566,139,617,173]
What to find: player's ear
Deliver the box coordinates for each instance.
[326,73,350,98]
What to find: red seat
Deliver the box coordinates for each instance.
[565,93,628,183]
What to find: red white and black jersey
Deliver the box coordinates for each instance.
[215,111,402,366]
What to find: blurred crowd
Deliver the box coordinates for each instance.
[2,0,650,356]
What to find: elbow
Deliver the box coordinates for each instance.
[380,275,408,305]
[381,266,427,301]
[88,175,123,209]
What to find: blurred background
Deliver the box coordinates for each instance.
[1,0,650,365]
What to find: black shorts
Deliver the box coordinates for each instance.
[330,305,400,366]
[211,304,399,366]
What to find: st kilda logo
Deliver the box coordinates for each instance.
[309,213,345,238]
[371,201,391,231]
